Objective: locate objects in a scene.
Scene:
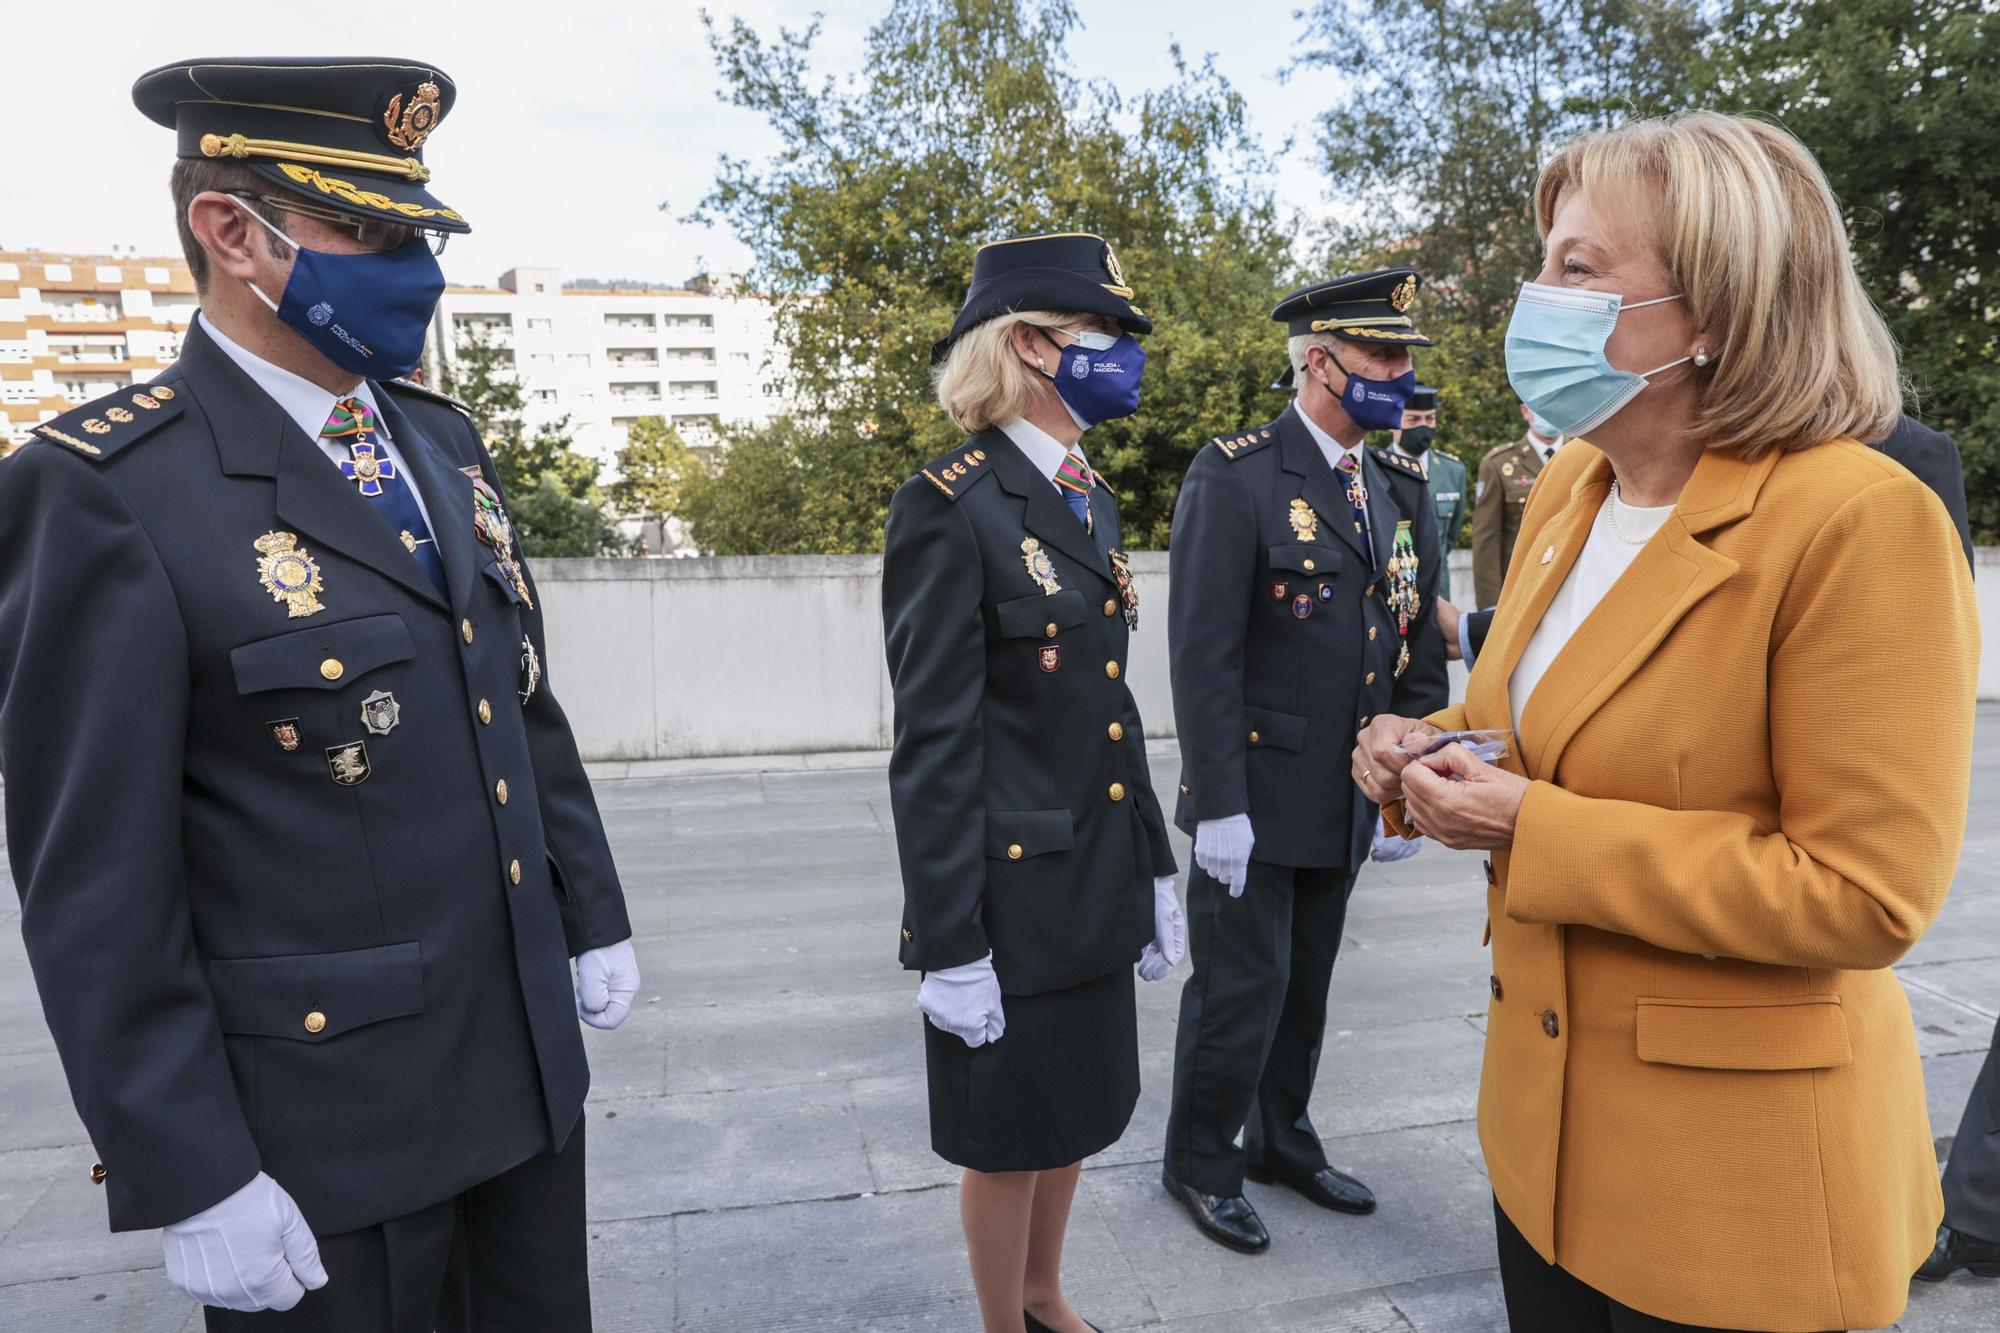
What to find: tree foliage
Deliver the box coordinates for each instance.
[438,327,619,557]
[693,0,1294,551]
[1696,0,2000,537]
[1294,0,1705,473]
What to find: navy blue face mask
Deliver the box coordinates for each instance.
[1324,350,1416,432]
[236,200,446,379]
[1040,327,1146,429]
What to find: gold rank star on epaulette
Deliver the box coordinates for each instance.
[920,445,992,500]
[1214,426,1275,461]
[1373,446,1428,482]
[31,381,186,460]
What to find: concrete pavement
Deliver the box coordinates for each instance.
[1,719,1996,1330]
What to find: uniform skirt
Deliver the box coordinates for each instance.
[924,964,1139,1173]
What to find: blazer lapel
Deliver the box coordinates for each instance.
[370,388,479,615]
[988,431,1110,581]
[1277,407,1370,566]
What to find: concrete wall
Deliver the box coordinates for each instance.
[537,548,1994,762]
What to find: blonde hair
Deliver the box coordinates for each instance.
[934,310,1077,432]
[1534,111,1900,457]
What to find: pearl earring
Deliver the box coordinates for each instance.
[1694,348,1710,367]
[1037,356,1047,372]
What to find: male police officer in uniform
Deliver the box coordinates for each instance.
[0,58,636,1328]
[1161,270,1448,1252]
[1470,404,1562,607]
[1392,384,1466,601]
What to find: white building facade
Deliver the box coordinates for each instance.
[424,267,785,466]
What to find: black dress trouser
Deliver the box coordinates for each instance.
[1165,858,1353,1195]
[1494,1198,1842,1333]
[1942,1013,2000,1242]
[205,1116,591,1332]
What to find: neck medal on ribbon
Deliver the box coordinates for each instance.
[472,476,534,609]
[1389,520,1421,677]
[253,531,325,618]
[1108,548,1139,630]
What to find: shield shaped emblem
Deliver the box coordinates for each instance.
[326,741,371,786]
[1038,645,1061,673]
[360,690,401,736]
[268,718,301,752]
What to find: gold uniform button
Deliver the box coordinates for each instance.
[1107,722,1124,741]
[1109,782,1126,802]
[1248,730,1261,744]
[1105,661,1120,680]
[1368,627,1378,641]
[1044,623,1058,638]
[901,928,913,943]
[461,619,475,644]
[1007,844,1024,860]
[1303,559,1316,571]
[303,1011,327,1035]
[1103,599,1117,616]
[1365,584,1377,598]
[478,699,493,725]
[319,658,344,681]
[509,859,522,885]
[495,779,509,805]
[89,1163,108,1185]
[1365,672,1377,685]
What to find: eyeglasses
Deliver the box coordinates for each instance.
[227,191,450,256]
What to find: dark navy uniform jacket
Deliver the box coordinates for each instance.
[882,429,1177,997]
[0,321,630,1237]
[1168,403,1448,870]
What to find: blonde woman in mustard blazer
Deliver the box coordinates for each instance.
[1355,112,1978,1332]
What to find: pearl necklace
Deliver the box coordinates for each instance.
[1605,481,1651,545]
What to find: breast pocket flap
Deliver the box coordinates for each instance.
[984,808,1076,860]
[1245,705,1309,752]
[1268,544,1335,577]
[995,590,1089,639]
[230,613,416,694]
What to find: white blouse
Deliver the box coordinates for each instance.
[1509,486,1677,727]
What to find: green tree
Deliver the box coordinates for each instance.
[693,0,1293,551]
[610,416,700,534]
[439,327,617,557]
[1294,0,1705,470]
[1696,0,2000,537]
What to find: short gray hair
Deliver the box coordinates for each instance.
[1288,331,1342,379]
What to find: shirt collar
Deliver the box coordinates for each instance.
[997,417,1084,486]
[198,312,387,444]
[1527,430,1561,462]
[1295,401,1364,472]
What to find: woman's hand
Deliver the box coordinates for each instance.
[1401,743,1530,851]
[1352,715,1442,804]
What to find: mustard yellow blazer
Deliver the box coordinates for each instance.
[1423,438,1977,1330]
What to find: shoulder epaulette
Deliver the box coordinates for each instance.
[1211,423,1278,462]
[382,377,474,419]
[31,380,187,460]
[917,443,996,501]
[1375,446,1428,482]
[1435,448,1462,465]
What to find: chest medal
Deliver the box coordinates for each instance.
[1021,538,1062,596]
[1388,520,1421,677]
[473,477,534,609]
[1288,497,1318,544]
[253,531,325,618]
[1108,548,1139,631]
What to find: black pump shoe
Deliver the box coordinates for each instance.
[1024,1311,1101,1332]
[1161,1168,1271,1253]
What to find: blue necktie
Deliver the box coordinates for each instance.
[322,397,448,598]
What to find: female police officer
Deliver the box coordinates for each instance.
[881,234,1182,1333]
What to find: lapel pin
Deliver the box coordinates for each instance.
[1541,545,1556,565]
[268,718,302,753]
[360,690,402,736]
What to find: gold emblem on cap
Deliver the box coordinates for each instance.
[253,531,326,618]
[1102,242,1132,298]
[384,81,444,152]
[1390,274,1417,312]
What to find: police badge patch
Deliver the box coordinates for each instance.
[268,718,302,752]
[326,741,371,786]
[360,690,401,736]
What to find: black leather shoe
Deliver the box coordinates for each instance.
[1024,1312,1101,1332]
[1914,1224,2000,1281]
[1161,1169,1270,1253]
[1245,1163,1377,1215]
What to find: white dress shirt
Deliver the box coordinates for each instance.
[1296,402,1366,474]
[998,416,1089,490]
[1508,487,1674,726]
[1528,430,1563,466]
[199,313,437,535]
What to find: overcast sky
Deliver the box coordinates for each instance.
[0,1,1332,289]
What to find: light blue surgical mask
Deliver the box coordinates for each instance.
[1526,409,1562,443]
[1504,281,1693,438]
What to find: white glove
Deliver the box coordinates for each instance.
[1370,813,1425,864]
[918,952,1006,1047]
[1194,813,1254,897]
[575,938,640,1030]
[1139,875,1186,981]
[162,1172,327,1313]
